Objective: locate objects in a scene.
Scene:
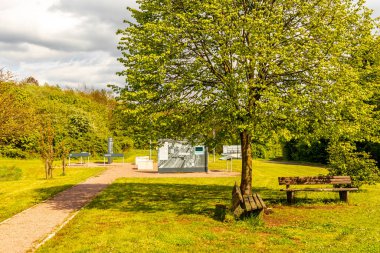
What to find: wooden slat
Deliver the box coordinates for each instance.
[252,194,262,210]
[281,187,358,192]
[232,183,243,210]
[255,193,267,209]
[243,196,252,211]
[278,176,352,185]
[248,195,258,210]
[232,183,243,202]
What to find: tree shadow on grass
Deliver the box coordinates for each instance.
[34,182,346,216]
[85,183,277,218]
[35,184,75,202]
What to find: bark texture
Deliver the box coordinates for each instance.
[240,130,252,195]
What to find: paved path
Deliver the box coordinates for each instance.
[0,163,239,252]
[0,164,127,253]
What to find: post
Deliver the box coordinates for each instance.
[205,146,209,173]
[149,139,152,160]
[339,191,349,203]
[286,191,295,204]
[108,137,113,164]
[213,129,215,162]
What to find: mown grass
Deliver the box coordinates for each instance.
[37,159,380,252]
[0,159,105,222]
[0,165,22,181]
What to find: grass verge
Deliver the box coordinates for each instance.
[37,160,380,252]
[0,159,105,222]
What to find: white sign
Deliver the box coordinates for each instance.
[158,142,169,161]
[222,145,241,159]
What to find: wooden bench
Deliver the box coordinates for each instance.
[278,176,358,204]
[232,183,266,218]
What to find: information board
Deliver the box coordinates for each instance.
[158,139,208,173]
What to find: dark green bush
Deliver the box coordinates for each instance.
[0,146,27,159]
[283,139,329,164]
[327,142,379,188]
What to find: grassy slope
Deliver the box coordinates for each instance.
[0,159,105,222]
[37,159,380,252]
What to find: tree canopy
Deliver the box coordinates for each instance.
[118,0,378,194]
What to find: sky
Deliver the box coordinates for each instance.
[0,1,379,90]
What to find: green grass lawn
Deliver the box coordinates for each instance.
[37,160,380,252]
[0,158,105,222]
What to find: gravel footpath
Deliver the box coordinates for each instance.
[0,163,239,252]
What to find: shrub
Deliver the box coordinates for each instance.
[0,146,27,159]
[283,139,329,164]
[0,165,22,181]
[327,142,380,188]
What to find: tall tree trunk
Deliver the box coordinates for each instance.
[48,161,53,179]
[45,159,48,179]
[240,130,252,195]
[62,158,66,176]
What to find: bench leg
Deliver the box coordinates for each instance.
[286,191,294,204]
[339,191,349,203]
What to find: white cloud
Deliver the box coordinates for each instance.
[19,52,125,89]
[0,0,379,89]
[0,0,135,89]
[366,1,380,17]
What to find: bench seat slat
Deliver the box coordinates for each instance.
[248,195,258,210]
[243,196,252,211]
[255,194,267,209]
[280,188,358,192]
[278,176,352,185]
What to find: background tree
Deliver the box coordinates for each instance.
[0,81,36,139]
[0,68,15,82]
[39,118,55,179]
[117,0,377,195]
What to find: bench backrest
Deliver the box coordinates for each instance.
[278,176,352,186]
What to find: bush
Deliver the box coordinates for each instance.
[283,139,329,164]
[114,136,134,152]
[0,146,27,159]
[327,142,380,188]
[0,165,22,181]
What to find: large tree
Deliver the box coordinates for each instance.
[117,0,377,194]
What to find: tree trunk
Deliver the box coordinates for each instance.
[45,159,48,179]
[47,154,53,179]
[240,130,252,195]
[62,158,66,176]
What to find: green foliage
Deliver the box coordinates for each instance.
[0,145,28,159]
[68,114,91,138]
[357,141,380,165]
[0,165,22,181]
[113,136,134,152]
[283,139,329,164]
[0,81,36,138]
[116,0,378,192]
[0,82,116,161]
[327,142,379,187]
